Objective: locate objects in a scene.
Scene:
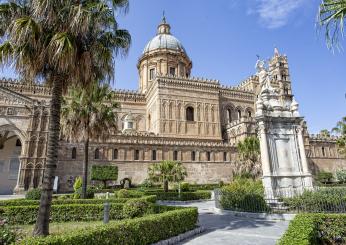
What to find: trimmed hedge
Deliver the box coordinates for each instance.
[20,208,198,245]
[0,195,156,207]
[278,213,346,245]
[143,190,211,201]
[219,178,270,212]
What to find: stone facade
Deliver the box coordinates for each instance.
[0,18,345,194]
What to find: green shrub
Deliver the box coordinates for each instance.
[123,200,151,218]
[116,189,144,199]
[189,184,220,191]
[20,208,198,245]
[283,187,346,212]
[0,219,16,245]
[143,190,211,201]
[74,187,95,199]
[220,178,270,212]
[91,165,118,188]
[140,178,155,188]
[180,182,190,192]
[336,170,346,184]
[278,214,318,245]
[0,195,157,207]
[73,177,82,192]
[316,171,334,184]
[278,213,346,245]
[25,188,41,200]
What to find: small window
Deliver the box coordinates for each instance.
[128,121,133,129]
[322,147,325,157]
[207,152,211,161]
[113,149,118,160]
[149,68,155,80]
[72,147,77,160]
[16,139,22,147]
[191,151,196,161]
[173,151,178,161]
[237,110,242,119]
[94,148,100,160]
[169,67,176,76]
[152,150,157,161]
[248,111,252,118]
[223,152,227,162]
[186,107,194,121]
[134,150,139,160]
[227,109,232,123]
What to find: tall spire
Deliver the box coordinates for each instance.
[157,12,171,34]
[274,47,280,57]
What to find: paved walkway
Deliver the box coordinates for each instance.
[161,201,289,245]
[0,194,25,200]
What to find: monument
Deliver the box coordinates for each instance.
[255,58,313,198]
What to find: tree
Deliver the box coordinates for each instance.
[320,129,331,137]
[148,161,187,192]
[61,82,118,198]
[318,0,346,49]
[0,0,130,236]
[236,136,261,179]
[332,117,346,157]
[90,165,118,188]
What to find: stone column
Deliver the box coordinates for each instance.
[258,122,271,176]
[297,127,309,173]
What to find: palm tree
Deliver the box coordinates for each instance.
[318,0,346,49]
[320,129,331,137]
[236,136,261,179]
[61,82,118,199]
[0,0,130,236]
[332,117,346,157]
[148,160,187,192]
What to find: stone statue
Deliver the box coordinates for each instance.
[255,58,271,90]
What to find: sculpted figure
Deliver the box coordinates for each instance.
[255,58,271,89]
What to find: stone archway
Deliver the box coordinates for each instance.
[0,125,25,194]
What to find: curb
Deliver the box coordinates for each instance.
[152,226,206,245]
[213,207,296,221]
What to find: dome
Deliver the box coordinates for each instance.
[142,16,187,55]
[143,34,186,54]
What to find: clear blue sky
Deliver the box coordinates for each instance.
[1,0,345,134]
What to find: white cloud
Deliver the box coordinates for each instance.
[251,0,306,29]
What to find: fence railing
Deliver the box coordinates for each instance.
[214,186,346,214]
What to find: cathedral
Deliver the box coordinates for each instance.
[0,17,345,194]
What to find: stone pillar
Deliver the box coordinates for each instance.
[258,122,271,176]
[297,127,309,174]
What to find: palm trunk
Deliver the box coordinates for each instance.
[81,137,89,199]
[33,79,63,236]
[163,180,169,192]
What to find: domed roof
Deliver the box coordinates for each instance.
[143,34,186,54]
[142,16,187,55]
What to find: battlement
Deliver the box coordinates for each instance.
[309,134,339,142]
[157,74,220,88]
[114,89,145,103]
[236,75,258,90]
[0,77,51,96]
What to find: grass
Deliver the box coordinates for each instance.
[10,220,121,239]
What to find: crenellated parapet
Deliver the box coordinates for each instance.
[114,89,145,103]
[219,86,255,101]
[308,134,339,142]
[0,78,51,97]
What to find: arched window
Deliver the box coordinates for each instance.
[227,109,232,123]
[134,150,139,160]
[223,152,227,162]
[173,150,178,161]
[248,111,252,118]
[191,151,196,161]
[322,147,325,157]
[186,107,194,121]
[94,148,100,160]
[72,147,77,160]
[113,149,118,160]
[206,152,211,161]
[152,150,157,160]
[16,139,22,147]
[237,110,242,119]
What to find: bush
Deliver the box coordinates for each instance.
[0,195,157,207]
[91,165,118,188]
[283,187,346,212]
[25,188,41,200]
[20,208,198,245]
[116,189,144,199]
[278,213,346,245]
[143,190,211,201]
[180,182,190,192]
[336,170,346,184]
[0,219,16,245]
[220,178,270,212]
[73,177,82,192]
[123,200,151,218]
[140,178,155,188]
[316,171,334,184]
[74,187,95,199]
